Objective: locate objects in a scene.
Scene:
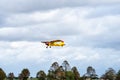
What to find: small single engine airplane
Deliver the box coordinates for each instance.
[41,40,65,48]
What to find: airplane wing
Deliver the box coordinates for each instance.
[51,40,64,42]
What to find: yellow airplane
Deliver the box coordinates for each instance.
[41,40,65,48]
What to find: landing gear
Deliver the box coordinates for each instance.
[46,46,51,48]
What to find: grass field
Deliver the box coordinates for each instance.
[5,78,38,80]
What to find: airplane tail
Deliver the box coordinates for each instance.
[41,41,46,43]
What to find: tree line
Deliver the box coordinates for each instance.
[0,60,120,80]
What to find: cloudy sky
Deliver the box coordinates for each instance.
[0,0,120,77]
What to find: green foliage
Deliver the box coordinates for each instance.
[72,66,80,80]
[0,68,6,80]
[83,66,98,79]
[47,71,54,79]
[21,68,30,80]
[79,77,84,80]
[22,68,30,77]
[65,71,74,80]
[36,70,46,80]
[8,72,14,80]
[101,68,116,80]
[4,60,120,80]
[116,70,120,80]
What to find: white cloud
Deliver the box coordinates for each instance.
[0,0,120,13]
[0,7,120,49]
[5,10,60,26]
